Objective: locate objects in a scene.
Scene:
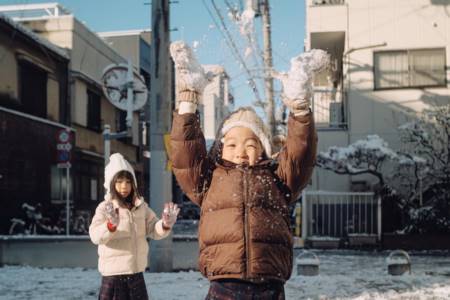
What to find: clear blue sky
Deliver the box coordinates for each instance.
[0,0,306,108]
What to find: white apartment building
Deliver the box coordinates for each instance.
[201,65,234,144]
[306,0,450,192]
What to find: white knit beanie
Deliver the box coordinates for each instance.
[104,153,137,195]
[221,107,272,157]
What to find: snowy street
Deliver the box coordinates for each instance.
[1,250,450,300]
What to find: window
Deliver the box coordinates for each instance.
[18,60,47,118]
[116,109,132,144]
[87,89,101,131]
[116,109,127,132]
[374,48,446,89]
[50,165,73,204]
[140,69,150,92]
[73,160,101,204]
[80,175,90,202]
[90,178,98,201]
[50,166,62,202]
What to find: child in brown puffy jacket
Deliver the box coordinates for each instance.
[169,41,326,299]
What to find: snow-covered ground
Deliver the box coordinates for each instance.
[1,250,450,299]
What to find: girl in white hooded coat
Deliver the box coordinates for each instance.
[89,153,180,300]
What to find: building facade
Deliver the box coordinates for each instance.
[200,65,234,144]
[306,0,450,192]
[0,14,71,234]
[0,3,146,233]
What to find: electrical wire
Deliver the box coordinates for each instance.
[203,0,263,103]
[211,0,262,96]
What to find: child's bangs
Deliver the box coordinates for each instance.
[114,170,133,181]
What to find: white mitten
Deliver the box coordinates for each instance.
[104,202,119,227]
[272,49,330,117]
[170,41,209,105]
[161,202,180,229]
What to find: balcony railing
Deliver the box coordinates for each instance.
[311,87,347,129]
[311,0,345,6]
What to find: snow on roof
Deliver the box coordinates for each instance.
[97,29,151,38]
[0,13,69,59]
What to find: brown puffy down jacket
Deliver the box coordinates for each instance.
[169,111,317,283]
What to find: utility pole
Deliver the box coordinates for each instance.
[260,0,276,136]
[149,0,173,272]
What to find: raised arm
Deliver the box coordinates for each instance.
[272,49,329,202]
[169,41,215,206]
[276,113,317,203]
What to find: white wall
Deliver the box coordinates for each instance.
[307,0,450,191]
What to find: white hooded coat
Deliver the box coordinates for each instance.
[89,153,170,276]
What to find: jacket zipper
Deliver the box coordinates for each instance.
[129,209,138,273]
[243,168,250,279]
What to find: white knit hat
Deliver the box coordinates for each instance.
[104,153,137,194]
[221,107,272,157]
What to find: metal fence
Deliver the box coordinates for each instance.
[301,191,381,240]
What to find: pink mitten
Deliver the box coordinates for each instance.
[104,202,119,227]
[162,202,180,229]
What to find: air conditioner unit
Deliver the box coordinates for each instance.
[329,102,342,127]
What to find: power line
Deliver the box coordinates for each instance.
[222,0,266,93]
[210,0,262,96]
[203,0,263,103]
[223,0,236,12]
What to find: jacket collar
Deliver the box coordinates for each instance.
[215,158,275,171]
[106,194,144,209]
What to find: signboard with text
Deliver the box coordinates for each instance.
[56,129,73,168]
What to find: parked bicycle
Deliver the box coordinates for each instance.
[9,202,64,235]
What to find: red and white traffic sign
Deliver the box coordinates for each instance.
[56,129,73,168]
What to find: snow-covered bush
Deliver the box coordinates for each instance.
[396,105,450,233]
[317,105,450,234]
[317,134,397,186]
